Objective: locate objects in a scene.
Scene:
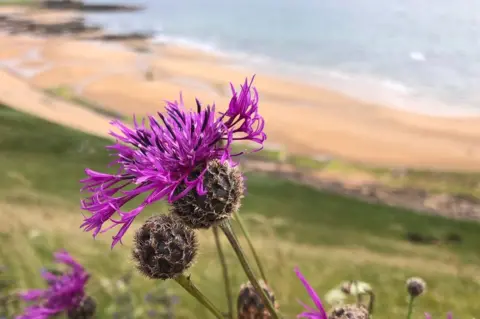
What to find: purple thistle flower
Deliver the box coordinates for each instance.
[16,251,89,319]
[80,76,266,247]
[294,267,328,319]
[425,313,453,319]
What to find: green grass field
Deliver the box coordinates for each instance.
[1,105,479,318]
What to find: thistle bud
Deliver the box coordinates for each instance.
[237,280,278,319]
[406,277,426,297]
[328,304,369,319]
[172,159,244,229]
[133,215,197,280]
[67,296,96,319]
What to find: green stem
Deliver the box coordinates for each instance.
[213,226,234,319]
[367,291,375,318]
[174,274,224,319]
[406,295,415,319]
[353,281,361,305]
[219,219,279,319]
[233,211,268,283]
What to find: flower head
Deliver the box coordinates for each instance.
[329,304,369,319]
[237,280,278,319]
[80,76,266,247]
[171,158,244,228]
[132,215,198,280]
[294,267,328,319]
[16,251,90,319]
[406,277,426,297]
[67,296,96,319]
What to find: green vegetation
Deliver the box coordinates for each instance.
[45,86,124,120]
[1,105,480,318]
[0,0,35,6]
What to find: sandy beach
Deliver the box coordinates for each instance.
[1,30,480,171]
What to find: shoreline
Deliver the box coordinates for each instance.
[1,29,480,170]
[3,3,479,118]
[172,42,480,118]
[86,17,479,118]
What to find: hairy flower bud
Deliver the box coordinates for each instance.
[406,277,426,297]
[237,280,278,319]
[328,304,369,319]
[67,296,96,319]
[133,215,197,280]
[172,159,244,229]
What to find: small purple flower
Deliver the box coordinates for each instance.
[295,267,328,319]
[16,251,89,319]
[80,76,266,247]
[425,313,453,319]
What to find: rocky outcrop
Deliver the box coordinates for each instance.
[0,16,101,35]
[240,158,480,222]
[41,1,144,12]
[423,193,480,220]
[0,10,152,40]
[92,32,155,41]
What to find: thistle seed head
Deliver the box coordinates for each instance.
[237,280,278,319]
[67,296,96,319]
[172,159,244,229]
[406,277,426,297]
[328,304,369,319]
[132,215,197,280]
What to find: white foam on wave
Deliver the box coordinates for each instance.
[152,34,222,55]
[410,51,426,62]
[380,79,411,94]
[152,33,275,67]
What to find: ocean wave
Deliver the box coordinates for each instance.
[152,34,221,55]
[409,51,426,62]
[84,13,159,35]
[82,0,480,116]
[149,35,480,117]
[82,12,480,118]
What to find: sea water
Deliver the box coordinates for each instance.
[84,0,480,116]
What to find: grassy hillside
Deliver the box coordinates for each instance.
[1,105,479,318]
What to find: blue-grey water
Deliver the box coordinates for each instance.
[84,0,480,116]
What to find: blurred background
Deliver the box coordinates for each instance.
[0,0,479,318]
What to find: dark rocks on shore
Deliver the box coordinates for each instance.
[41,0,144,13]
[94,32,155,41]
[0,16,154,41]
[0,15,102,35]
[0,13,154,40]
